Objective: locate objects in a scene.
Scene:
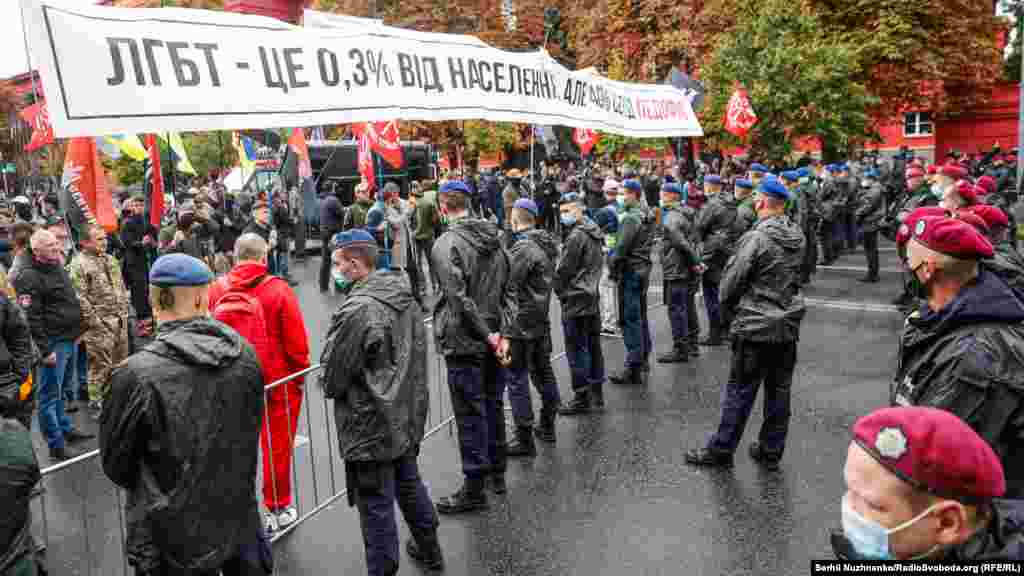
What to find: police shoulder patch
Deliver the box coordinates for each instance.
[915,219,927,236]
[875,427,908,460]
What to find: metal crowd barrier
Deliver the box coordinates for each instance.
[31,353,455,575]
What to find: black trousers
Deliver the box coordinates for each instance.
[319,226,340,292]
[802,219,818,282]
[817,220,835,264]
[863,229,879,280]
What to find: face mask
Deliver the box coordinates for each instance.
[862,179,872,188]
[838,494,942,560]
[332,268,353,292]
[616,196,625,208]
[931,183,943,199]
[560,212,577,227]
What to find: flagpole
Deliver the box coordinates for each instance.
[530,125,535,195]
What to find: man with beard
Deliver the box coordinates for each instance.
[686,179,806,470]
[556,193,606,414]
[656,182,702,363]
[320,230,443,574]
[695,175,738,347]
[430,180,513,512]
[891,212,1024,498]
[500,198,561,454]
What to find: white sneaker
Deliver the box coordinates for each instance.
[275,506,298,530]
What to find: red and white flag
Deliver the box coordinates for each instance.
[573,128,599,156]
[364,121,403,169]
[144,134,165,227]
[354,124,376,190]
[21,101,54,152]
[287,127,313,179]
[724,88,758,138]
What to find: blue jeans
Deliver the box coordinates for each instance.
[702,275,722,334]
[64,341,87,403]
[709,340,797,456]
[621,271,651,368]
[562,315,605,396]
[445,357,488,479]
[353,449,439,576]
[666,280,690,345]
[38,339,76,449]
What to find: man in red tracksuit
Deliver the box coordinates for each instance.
[209,233,311,534]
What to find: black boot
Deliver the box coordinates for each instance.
[591,384,605,411]
[748,442,782,471]
[558,393,590,415]
[699,324,723,347]
[657,344,689,364]
[684,447,734,469]
[609,366,641,385]
[436,477,488,514]
[490,472,507,494]
[506,426,536,458]
[534,409,556,443]
[406,537,445,571]
[856,275,879,283]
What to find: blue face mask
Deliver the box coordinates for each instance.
[560,213,577,227]
[839,494,941,560]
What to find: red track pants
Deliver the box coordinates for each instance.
[261,380,303,511]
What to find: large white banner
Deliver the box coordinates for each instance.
[20,0,703,139]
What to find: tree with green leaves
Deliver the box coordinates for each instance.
[701,0,877,164]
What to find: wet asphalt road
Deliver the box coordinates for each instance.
[30,238,907,575]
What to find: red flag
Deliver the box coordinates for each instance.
[20,101,54,152]
[725,88,758,138]
[288,128,313,179]
[354,124,376,190]
[61,138,116,233]
[365,121,403,169]
[573,128,599,156]
[144,134,165,227]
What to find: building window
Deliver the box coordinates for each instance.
[904,112,933,137]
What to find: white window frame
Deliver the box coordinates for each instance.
[904,112,933,138]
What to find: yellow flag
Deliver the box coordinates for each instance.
[103,134,148,161]
[164,132,197,175]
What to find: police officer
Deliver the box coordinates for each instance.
[734,178,758,235]
[818,164,843,265]
[892,212,1024,498]
[695,174,739,346]
[556,193,606,414]
[855,168,886,283]
[970,204,1024,286]
[657,182,702,363]
[430,180,513,511]
[608,179,654,385]
[686,178,806,470]
[834,406,1023,561]
[839,163,859,253]
[320,230,444,575]
[501,198,561,455]
[796,167,821,284]
[891,166,940,306]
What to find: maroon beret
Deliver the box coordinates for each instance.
[953,180,978,205]
[897,208,948,246]
[905,166,925,179]
[853,406,1005,503]
[926,165,938,175]
[940,163,969,180]
[969,204,1010,229]
[977,175,997,195]
[953,210,990,235]
[911,216,994,259]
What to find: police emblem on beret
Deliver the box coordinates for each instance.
[915,219,927,236]
[875,427,908,459]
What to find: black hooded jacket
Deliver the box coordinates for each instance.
[0,416,39,574]
[430,218,515,358]
[720,215,806,342]
[697,192,740,279]
[555,217,604,319]
[13,258,83,355]
[320,270,429,462]
[99,317,264,573]
[892,269,1024,498]
[505,228,558,340]
[660,203,701,282]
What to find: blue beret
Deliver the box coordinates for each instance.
[594,206,619,233]
[513,198,539,216]
[797,167,810,178]
[661,183,684,195]
[439,180,471,195]
[826,164,842,173]
[865,168,879,178]
[735,179,753,190]
[561,192,583,204]
[622,179,643,192]
[750,163,769,174]
[759,178,791,200]
[332,229,376,251]
[781,170,800,182]
[149,253,214,287]
[704,175,722,185]
[839,163,849,171]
